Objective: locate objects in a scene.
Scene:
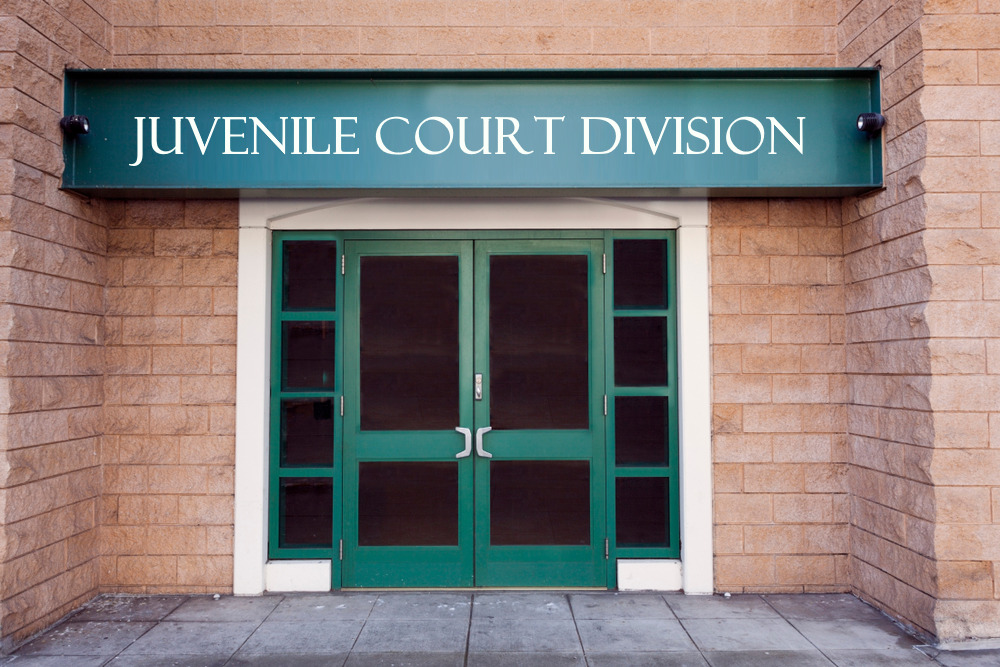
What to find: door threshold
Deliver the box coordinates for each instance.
[340,587,609,592]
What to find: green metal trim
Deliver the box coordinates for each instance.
[604,230,681,570]
[472,239,607,588]
[267,231,344,581]
[341,240,475,588]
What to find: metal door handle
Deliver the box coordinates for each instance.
[475,426,493,458]
[455,427,472,459]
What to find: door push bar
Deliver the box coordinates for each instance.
[454,426,493,458]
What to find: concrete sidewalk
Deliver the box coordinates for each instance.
[3,591,997,666]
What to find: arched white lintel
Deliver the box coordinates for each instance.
[234,197,712,595]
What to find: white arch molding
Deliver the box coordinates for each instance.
[233,197,713,594]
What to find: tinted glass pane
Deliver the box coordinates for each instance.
[614,317,667,387]
[615,397,668,466]
[282,321,336,390]
[279,477,333,548]
[490,255,589,430]
[614,239,667,309]
[491,461,590,545]
[616,477,668,547]
[283,240,338,310]
[281,399,334,467]
[360,256,460,431]
[358,462,458,546]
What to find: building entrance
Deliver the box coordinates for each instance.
[268,228,680,590]
[342,240,606,587]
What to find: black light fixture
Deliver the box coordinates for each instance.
[856,112,886,135]
[60,115,90,137]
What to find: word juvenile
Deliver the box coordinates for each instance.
[129,114,806,167]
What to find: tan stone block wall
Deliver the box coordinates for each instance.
[839,0,938,638]
[920,2,1000,641]
[1,0,112,647]
[108,0,838,69]
[101,200,237,594]
[711,198,850,593]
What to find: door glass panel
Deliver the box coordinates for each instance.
[615,397,668,466]
[489,255,589,430]
[280,399,334,467]
[358,462,458,546]
[614,317,667,387]
[283,240,338,311]
[614,239,667,309]
[282,321,336,390]
[279,478,333,548]
[490,461,590,545]
[616,477,668,547]
[360,256,459,431]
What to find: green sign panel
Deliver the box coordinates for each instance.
[62,69,882,196]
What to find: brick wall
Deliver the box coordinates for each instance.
[0,0,112,646]
[920,1,1000,640]
[839,0,937,637]
[108,0,838,69]
[101,200,237,594]
[711,199,849,593]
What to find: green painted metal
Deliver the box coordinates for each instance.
[603,230,680,575]
[342,240,476,587]
[268,231,343,585]
[266,230,681,589]
[473,239,607,588]
[63,69,882,196]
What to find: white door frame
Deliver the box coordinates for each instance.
[233,197,713,594]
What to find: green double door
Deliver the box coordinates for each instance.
[342,239,606,587]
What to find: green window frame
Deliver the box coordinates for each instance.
[268,231,344,578]
[604,230,681,580]
[267,229,680,590]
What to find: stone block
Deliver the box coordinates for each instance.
[744,404,802,433]
[118,436,180,465]
[117,555,177,586]
[179,435,235,465]
[772,434,832,463]
[744,524,803,554]
[181,316,237,344]
[715,524,743,554]
[151,345,211,375]
[147,465,208,494]
[712,344,741,373]
[712,285,741,314]
[712,256,770,284]
[712,315,771,344]
[178,495,234,525]
[215,0,271,26]
[743,464,804,493]
[715,555,776,586]
[775,555,836,585]
[711,199,769,227]
[177,555,233,586]
[772,375,830,404]
[715,433,772,463]
[715,493,773,524]
[149,405,209,435]
[741,344,800,374]
[937,524,1000,560]
[772,315,829,344]
[153,286,213,316]
[713,374,771,403]
[770,257,830,285]
[937,486,992,523]
[774,494,832,523]
[934,411,990,448]
[741,286,800,314]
